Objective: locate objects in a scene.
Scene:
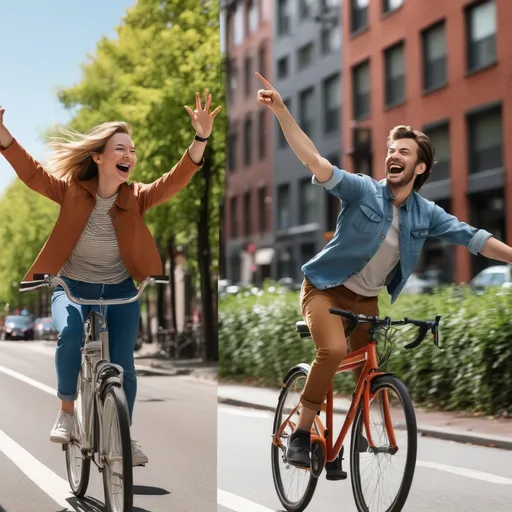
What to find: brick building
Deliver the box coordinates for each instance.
[223,0,274,284]
[342,0,512,284]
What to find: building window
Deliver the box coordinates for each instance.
[300,243,316,266]
[298,42,315,70]
[258,109,266,160]
[383,0,403,13]
[277,56,289,79]
[299,178,317,225]
[299,87,315,137]
[422,21,447,92]
[352,60,370,120]
[227,59,238,105]
[244,116,253,166]
[277,184,290,230]
[230,196,238,238]
[278,98,291,148]
[351,0,369,34]
[233,3,244,46]
[243,191,251,236]
[323,74,341,133]
[299,0,315,20]
[244,56,252,97]
[258,186,267,233]
[227,122,238,172]
[468,105,503,174]
[424,123,450,181]
[247,0,259,34]
[258,44,266,78]
[384,42,405,107]
[466,0,497,72]
[277,0,290,36]
[321,24,341,55]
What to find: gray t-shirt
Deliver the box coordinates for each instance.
[344,205,400,297]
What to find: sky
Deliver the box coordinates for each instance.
[0,0,136,195]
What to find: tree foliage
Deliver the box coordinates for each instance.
[0,0,224,338]
[58,0,225,278]
[0,180,58,305]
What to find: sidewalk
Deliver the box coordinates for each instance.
[217,382,512,451]
[134,342,217,381]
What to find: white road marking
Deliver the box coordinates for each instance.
[417,460,512,485]
[0,428,72,509]
[218,406,272,419]
[218,489,275,512]
[0,364,55,396]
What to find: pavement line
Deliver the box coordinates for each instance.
[417,460,512,485]
[0,364,55,396]
[0,427,72,509]
[218,489,274,512]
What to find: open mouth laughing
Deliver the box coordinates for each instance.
[388,163,404,175]
[116,163,130,173]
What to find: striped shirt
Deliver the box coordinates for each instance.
[59,193,130,284]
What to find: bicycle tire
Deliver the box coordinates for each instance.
[271,365,318,512]
[101,384,133,512]
[350,375,417,512]
[65,371,91,497]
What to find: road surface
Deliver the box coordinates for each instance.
[0,340,216,512]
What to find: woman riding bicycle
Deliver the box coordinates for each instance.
[0,92,221,466]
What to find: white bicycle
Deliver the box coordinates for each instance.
[20,273,169,512]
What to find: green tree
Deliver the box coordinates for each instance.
[57,0,225,360]
[0,180,58,309]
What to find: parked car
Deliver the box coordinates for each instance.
[1,315,35,341]
[469,265,512,292]
[33,316,58,340]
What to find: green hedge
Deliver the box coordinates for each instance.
[219,284,512,416]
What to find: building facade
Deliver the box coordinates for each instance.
[342,0,512,284]
[224,0,274,285]
[272,0,343,282]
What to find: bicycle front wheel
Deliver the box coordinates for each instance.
[271,365,318,512]
[101,384,133,512]
[65,370,91,497]
[350,375,417,512]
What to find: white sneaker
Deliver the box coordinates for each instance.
[50,411,73,443]
[131,440,148,466]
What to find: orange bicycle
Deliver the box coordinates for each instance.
[271,308,441,512]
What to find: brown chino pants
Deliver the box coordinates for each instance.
[299,277,379,411]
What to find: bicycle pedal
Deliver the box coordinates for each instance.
[325,468,348,481]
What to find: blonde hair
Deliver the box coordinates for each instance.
[46,121,132,181]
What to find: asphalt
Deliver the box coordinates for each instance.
[0,340,217,512]
[217,383,512,451]
[218,403,512,512]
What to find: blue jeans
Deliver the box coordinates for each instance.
[51,277,140,422]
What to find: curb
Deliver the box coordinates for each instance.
[217,396,512,451]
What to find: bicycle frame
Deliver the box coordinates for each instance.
[274,336,397,464]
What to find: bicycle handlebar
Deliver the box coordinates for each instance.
[328,308,442,349]
[19,274,169,306]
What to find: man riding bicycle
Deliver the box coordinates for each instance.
[256,71,512,469]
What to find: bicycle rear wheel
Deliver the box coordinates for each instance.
[271,365,318,512]
[350,375,417,512]
[101,384,133,512]
[65,370,91,497]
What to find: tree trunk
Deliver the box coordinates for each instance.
[168,236,177,332]
[197,159,217,361]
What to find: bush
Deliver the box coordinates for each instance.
[219,283,512,416]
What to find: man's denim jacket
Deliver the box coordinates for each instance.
[302,167,493,304]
